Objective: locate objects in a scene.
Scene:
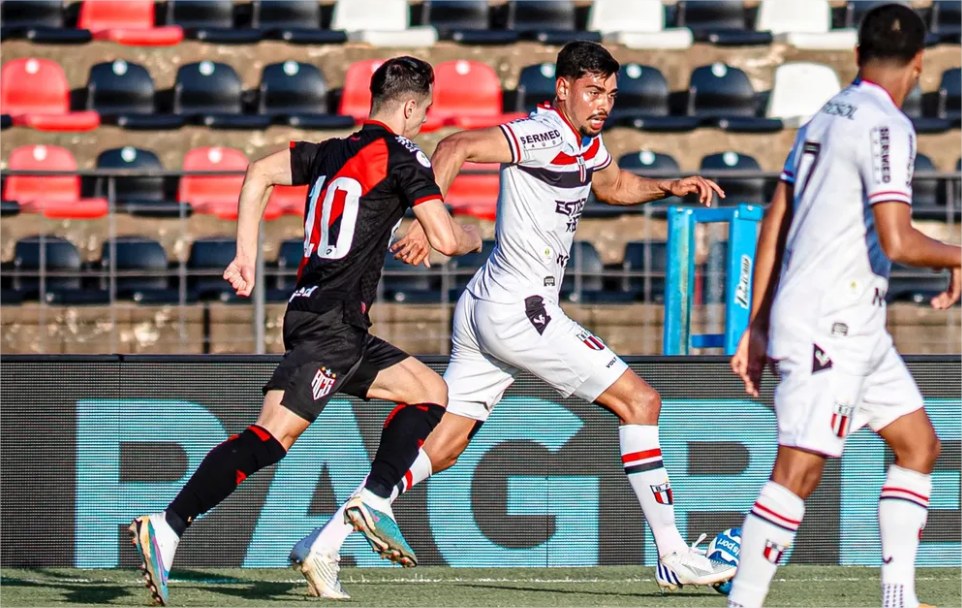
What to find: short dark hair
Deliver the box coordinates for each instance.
[857,3,926,66]
[555,41,619,80]
[370,56,434,113]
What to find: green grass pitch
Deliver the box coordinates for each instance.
[2,566,959,607]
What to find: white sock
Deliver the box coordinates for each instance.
[619,425,688,557]
[879,465,931,608]
[310,449,434,553]
[728,481,804,608]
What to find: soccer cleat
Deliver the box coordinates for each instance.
[344,494,417,567]
[657,533,736,590]
[289,529,350,600]
[129,513,180,606]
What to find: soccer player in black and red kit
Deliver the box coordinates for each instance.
[129,56,482,606]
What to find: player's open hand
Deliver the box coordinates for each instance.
[730,323,768,398]
[223,258,255,297]
[392,220,432,267]
[668,176,725,206]
[931,267,961,310]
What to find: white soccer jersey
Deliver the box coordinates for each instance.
[466,104,612,304]
[769,79,916,361]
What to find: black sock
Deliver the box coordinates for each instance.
[166,425,286,535]
[365,403,444,498]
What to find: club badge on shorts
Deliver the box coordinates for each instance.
[311,366,337,400]
[830,401,856,438]
[577,328,605,351]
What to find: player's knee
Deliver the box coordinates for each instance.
[897,434,941,473]
[771,460,823,499]
[420,372,448,407]
[623,388,661,424]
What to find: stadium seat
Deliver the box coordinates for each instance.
[179,147,263,220]
[938,68,961,122]
[515,63,557,112]
[845,1,913,29]
[507,0,600,44]
[187,237,238,301]
[756,0,855,50]
[621,240,668,302]
[448,239,496,293]
[765,62,841,127]
[902,84,952,134]
[888,263,950,304]
[1,200,20,216]
[174,61,271,129]
[78,0,184,46]
[0,58,100,131]
[5,145,109,218]
[931,0,962,44]
[99,236,178,302]
[267,185,309,217]
[11,236,87,301]
[588,0,692,49]
[609,63,699,132]
[446,163,500,221]
[270,238,303,297]
[0,0,91,42]
[338,59,383,121]
[700,151,767,206]
[688,63,782,132]
[615,150,682,212]
[911,153,941,220]
[676,0,773,45]
[561,241,624,303]
[95,147,189,218]
[85,60,184,130]
[421,0,517,44]
[167,0,261,43]
[258,61,354,129]
[331,0,437,47]
[433,60,527,128]
[382,251,440,303]
[252,0,348,44]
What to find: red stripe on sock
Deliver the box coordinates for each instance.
[881,486,929,502]
[383,403,407,428]
[247,425,271,441]
[621,448,661,464]
[404,470,413,491]
[753,502,801,528]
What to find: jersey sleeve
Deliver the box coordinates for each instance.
[392,141,443,208]
[289,141,323,186]
[779,126,806,184]
[861,120,915,206]
[592,136,612,171]
[499,117,566,167]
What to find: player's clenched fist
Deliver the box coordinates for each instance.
[666,176,725,206]
[223,258,255,297]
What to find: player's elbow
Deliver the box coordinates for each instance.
[879,232,909,264]
[432,136,465,165]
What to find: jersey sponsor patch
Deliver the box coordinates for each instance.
[870,126,892,184]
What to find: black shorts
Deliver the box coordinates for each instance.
[263,306,409,422]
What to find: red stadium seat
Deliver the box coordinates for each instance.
[78,0,184,46]
[339,59,445,131]
[4,145,108,218]
[267,184,309,217]
[178,147,275,220]
[446,162,500,220]
[0,59,100,132]
[433,60,526,128]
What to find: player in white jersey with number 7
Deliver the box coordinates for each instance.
[728,5,961,608]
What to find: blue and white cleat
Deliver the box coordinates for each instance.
[656,533,736,592]
[344,493,417,567]
[129,513,179,606]
[289,528,350,599]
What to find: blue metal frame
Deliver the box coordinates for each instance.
[663,204,764,355]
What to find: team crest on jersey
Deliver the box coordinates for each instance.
[311,367,337,400]
[763,540,788,564]
[830,401,856,438]
[577,329,605,351]
[650,482,673,505]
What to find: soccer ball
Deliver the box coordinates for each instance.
[707,527,741,595]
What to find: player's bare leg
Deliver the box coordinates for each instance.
[595,369,736,589]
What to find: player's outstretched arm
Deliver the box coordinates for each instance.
[431,127,514,195]
[411,199,483,258]
[873,201,962,308]
[730,180,794,397]
[590,163,724,207]
[224,149,293,297]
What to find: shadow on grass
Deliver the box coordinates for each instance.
[462,582,709,600]
[2,570,133,605]
[193,580,301,602]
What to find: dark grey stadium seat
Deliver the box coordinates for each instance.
[622,240,668,302]
[562,241,622,303]
[0,0,91,42]
[99,236,179,303]
[167,0,262,43]
[252,0,348,44]
[888,263,950,304]
[382,251,440,303]
[515,63,557,112]
[187,237,240,301]
[258,61,354,129]
[903,84,951,134]
[688,64,782,132]
[422,0,518,44]
[174,61,271,130]
[938,68,961,122]
[95,147,189,218]
[610,63,700,132]
[11,236,106,303]
[700,152,766,206]
[507,0,601,45]
[447,239,496,298]
[676,0,773,45]
[911,153,941,219]
[931,0,961,44]
[86,60,185,130]
[268,237,303,300]
[616,151,683,213]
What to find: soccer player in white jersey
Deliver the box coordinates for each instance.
[727,6,961,608]
[290,41,737,598]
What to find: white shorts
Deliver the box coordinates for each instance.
[774,333,924,458]
[444,290,628,421]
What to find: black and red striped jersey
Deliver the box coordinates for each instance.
[287,120,442,326]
